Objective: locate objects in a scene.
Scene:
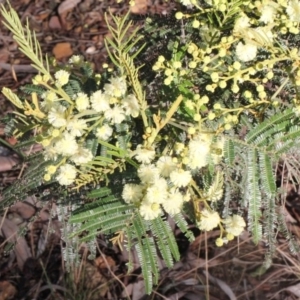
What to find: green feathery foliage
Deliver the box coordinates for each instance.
[1,2,51,77]
[68,184,192,294]
[0,153,54,208]
[223,109,300,248]
[69,189,135,241]
[20,84,46,96]
[104,9,148,126]
[4,0,300,296]
[2,88,24,109]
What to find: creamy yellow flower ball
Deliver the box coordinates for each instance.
[44,173,51,181]
[219,80,227,89]
[266,71,274,79]
[175,12,183,20]
[203,56,211,64]
[231,115,238,123]
[206,84,213,92]
[189,61,197,68]
[206,47,212,54]
[201,95,209,104]
[233,61,241,70]
[244,90,252,98]
[208,112,216,120]
[193,114,201,121]
[165,69,173,76]
[226,233,234,241]
[41,139,51,147]
[194,94,200,100]
[256,85,264,92]
[224,123,231,130]
[219,4,226,11]
[47,165,57,174]
[192,19,200,28]
[173,61,182,69]
[158,55,165,63]
[51,129,60,137]
[164,77,172,85]
[231,84,239,93]
[215,238,224,247]
[214,103,222,109]
[219,48,226,57]
[211,72,219,82]
[188,127,196,134]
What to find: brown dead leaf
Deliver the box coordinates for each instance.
[49,16,62,30]
[35,10,51,22]
[0,48,9,64]
[11,65,17,82]
[85,46,97,54]
[0,217,32,270]
[85,12,102,26]
[130,0,148,14]
[8,43,18,52]
[95,255,116,269]
[0,157,19,172]
[78,261,109,299]
[58,0,81,28]
[6,136,17,146]
[203,270,237,300]
[0,281,17,300]
[9,201,36,220]
[58,0,81,15]
[285,283,300,297]
[130,280,145,300]
[52,42,73,60]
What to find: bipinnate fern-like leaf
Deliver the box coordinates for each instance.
[120,52,146,107]
[150,217,180,268]
[69,190,135,241]
[258,152,276,198]
[115,122,132,151]
[246,148,263,244]
[69,185,189,294]
[245,109,295,144]
[85,138,99,157]
[224,139,235,166]
[1,2,51,77]
[0,153,53,209]
[104,10,145,70]
[205,170,224,201]
[172,213,195,242]
[2,88,24,109]
[86,186,111,198]
[267,125,300,154]
[224,108,300,245]
[64,79,82,98]
[104,9,148,126]
[20,84,45,96]
[131,214,159,293]
[262,194,277,268]
[277,209,300,254]
[12,137,38,150]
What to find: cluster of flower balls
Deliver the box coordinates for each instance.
[41,55,140,185]
[122,133,219,219]
[176,0,300,64]
[122,132,246,245]
[37,54,246,242]
[233,0,300,63]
